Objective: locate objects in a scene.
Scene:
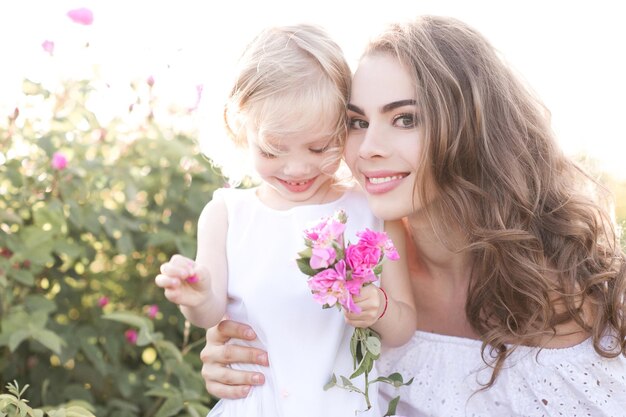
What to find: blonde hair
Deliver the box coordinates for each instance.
[219,24,351,184]
[365,15,626,386]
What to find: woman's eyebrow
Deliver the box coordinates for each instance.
[381,99,417,113]
[348,100,417,115]
[347,103,364,115]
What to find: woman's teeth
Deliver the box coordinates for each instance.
[368,175,404,184]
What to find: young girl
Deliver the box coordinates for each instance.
[155,24,416,417]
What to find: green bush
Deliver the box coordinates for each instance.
[0,76,221,416]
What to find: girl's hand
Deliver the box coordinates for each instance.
[155,254,212,307]
[343,285,385,328]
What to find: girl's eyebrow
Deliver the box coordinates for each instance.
[348,99,417,116]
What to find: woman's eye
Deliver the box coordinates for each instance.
[259,150,277,159]
[349,118,369,130]
[393,113,417,128]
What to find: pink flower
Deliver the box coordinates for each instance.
[124,329,138,344]
[51,152,68,170]
[67,8,94,25]
[307,261,364,313]
[147,75,155,87]
[357,229,399,261]
[147,304,159,319]
[186,274,199,283]
[345,242,380,282]
[97,296,109,308]
[310,246,337,269]
[41,40,55,55]
[304,213,346,247]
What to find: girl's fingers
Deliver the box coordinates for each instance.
[154,274,181,288]
[160,261,192,278]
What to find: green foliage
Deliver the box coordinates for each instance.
[0,380,95,417]
[0,77,222,415]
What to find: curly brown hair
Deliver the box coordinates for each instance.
[365,15,626,387]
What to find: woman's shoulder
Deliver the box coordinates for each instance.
[378,331,626,416]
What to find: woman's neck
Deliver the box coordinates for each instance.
[404,215,471,288]
[403,215,478,339]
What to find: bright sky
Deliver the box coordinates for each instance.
[2,0,625,178]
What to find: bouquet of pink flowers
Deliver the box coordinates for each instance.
[296,209,412,415]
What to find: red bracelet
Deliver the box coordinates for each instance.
[378,287,388,319]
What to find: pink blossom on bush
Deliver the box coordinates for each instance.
[41,40,55,55]
[97,296,109,308]
[147,304,159,319]
[51,152,68,170]
[66,8,94,25]
[124,329,138,344]
[147,75,155,87]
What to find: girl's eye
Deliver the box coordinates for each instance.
[349,118,369,130]
[393,113,417,128]
[259,150,277,159]
[309,146,329,154]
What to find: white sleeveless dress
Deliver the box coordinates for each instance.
[207,187,383,417]
[377,330,626,417]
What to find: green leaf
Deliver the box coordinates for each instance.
[296,257,317,276]
[297,247,312,259]
[8,269,35,286]
[340,376,354,388]
[103,312,154,332]
[153,396,184,417]
[154,340,183,363]
[79,338,107,375]
[8,329,31,352]
[24,295,57,315]
[364,336,381,357]
[323,374,337,391]
[32,329,65,354]
[383,396,400,416]
[135,327,153,347]
[145,388,177,399]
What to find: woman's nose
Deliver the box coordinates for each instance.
[359,127,387,159]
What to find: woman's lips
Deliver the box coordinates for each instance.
[362,172,408,194]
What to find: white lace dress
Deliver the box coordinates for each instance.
[377,330,626,417]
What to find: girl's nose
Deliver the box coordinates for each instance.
[283,159,312,177]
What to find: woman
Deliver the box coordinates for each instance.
[199,16,626,416]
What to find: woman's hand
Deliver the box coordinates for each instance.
[343,285,385,328]
[200,320,269,399]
